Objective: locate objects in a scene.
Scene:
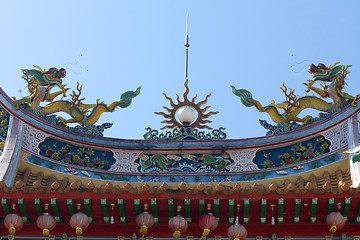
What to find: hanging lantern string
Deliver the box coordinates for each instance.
[235,204,240,225]
[110,203,115,224]
[271,204,275,225]
[140,226,147,240]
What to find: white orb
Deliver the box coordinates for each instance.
[177,106,196,124]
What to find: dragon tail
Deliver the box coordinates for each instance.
[231,86,255,107]
[231,85,287,123]
[84,87,141,125]
[119,86,141,108]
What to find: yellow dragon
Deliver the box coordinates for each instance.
[232,62,359,124]
[13,66,140,125]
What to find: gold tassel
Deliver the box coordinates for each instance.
[42,228,50,236]
[76,227,83,235]
[199,228,210,240]
[173,230,181,238]
[9,226,15,235]
[139,225,148,235]
[330,225,337,234]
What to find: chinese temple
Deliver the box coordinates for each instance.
[1,21,360,240]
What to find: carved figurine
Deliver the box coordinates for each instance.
[13,66,140,126]
[232,62,358,124]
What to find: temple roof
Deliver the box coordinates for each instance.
[8,164,355,196]
[1,62,360,237]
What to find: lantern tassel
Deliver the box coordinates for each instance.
[139,225,148,235]
[139,225,148,240]
[173,230,181,238]
[199,228,210,240]
[9,226,16,235]
[43,228,50,236]
[330,224,337,234]
[76,227,83,235]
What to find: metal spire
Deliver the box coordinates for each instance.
[184,12,190,80]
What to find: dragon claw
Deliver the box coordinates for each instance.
[12,97,20,109]
[351,94,359,107]
[57,116,68,127]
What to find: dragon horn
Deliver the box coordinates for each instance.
[33,65,45,73]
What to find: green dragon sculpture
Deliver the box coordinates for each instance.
[141,155,176,172]
[13,66,141,125]
[193,154,232,171]
[232,62,358,124]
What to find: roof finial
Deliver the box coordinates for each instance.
[184,12,190,80]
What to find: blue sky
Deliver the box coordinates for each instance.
[1,1,360,139]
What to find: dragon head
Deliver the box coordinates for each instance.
[309,62,349,83]
[43,67,67,84]
[23,66,67,88]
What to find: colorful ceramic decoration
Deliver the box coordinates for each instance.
[135,153,234,173]
[0,105,9,139]
[232,62,358,125]
[255,136,330,169]
[13,66,140,126]
[143,126,226,140]
[155,79,218,130]
[39,138,115,170]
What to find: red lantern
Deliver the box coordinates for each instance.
[228,224,247,240]
[4,213,23,235]
[326,212,345,234]
[169,215,188,238]
[199,214,218,239]
[136,212,154,236]
[37,213,56,235]
[70,212,90,235]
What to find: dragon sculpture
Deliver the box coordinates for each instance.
[13,66,141,125]
[232,62,359,124]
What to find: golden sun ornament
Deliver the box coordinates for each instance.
[155,79,219,130]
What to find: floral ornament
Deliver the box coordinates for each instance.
[305,150,314,157]
[0,141,4,150]
[45,148,54,156]
[39,138,114,170]
[261,160,275,168]
[278,137,329,166]
[260,136,330,168]
[51,152,60,160]
[0,106,9,139]
[261,152,275,168]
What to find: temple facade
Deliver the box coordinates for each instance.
[0,61,360,240]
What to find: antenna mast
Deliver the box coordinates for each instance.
[184,13,190,80]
